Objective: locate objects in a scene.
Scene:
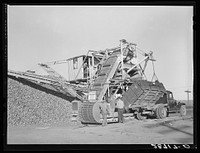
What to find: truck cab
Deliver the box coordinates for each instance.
[167,90,177,111]
[166,90,187,116]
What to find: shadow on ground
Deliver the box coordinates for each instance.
[158,124,193,136]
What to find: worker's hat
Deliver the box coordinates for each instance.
[118,94,122,98]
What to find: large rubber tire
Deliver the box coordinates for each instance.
[156,104,167,119]
[180,105,187,116]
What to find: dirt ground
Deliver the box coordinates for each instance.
[7,108,194,144]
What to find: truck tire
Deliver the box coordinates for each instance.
[180,105,187,116]
[156,104,167,119]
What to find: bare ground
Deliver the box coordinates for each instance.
[7,108,194,144]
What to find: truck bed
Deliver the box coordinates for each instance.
[122,80,167,109]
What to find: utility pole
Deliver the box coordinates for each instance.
[185,89,191,105]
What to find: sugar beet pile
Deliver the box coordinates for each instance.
[8,76,78,127]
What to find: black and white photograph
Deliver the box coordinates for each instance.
[4,3,196,149]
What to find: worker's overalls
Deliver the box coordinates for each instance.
[99,102,109,126]
[109,96,116,121]
[118,108,124,123]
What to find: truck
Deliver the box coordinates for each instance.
[121,79,187,120]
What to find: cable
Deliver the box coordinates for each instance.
[138,64,147,80]
[151,60,159,82]
[136,47,146,56]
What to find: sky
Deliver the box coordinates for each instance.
[7,5,193,100]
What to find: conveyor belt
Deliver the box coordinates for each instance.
[8,69,85,101]
[92,53,121,100]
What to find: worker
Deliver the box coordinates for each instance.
[116,94,125,123]
[108,94,116,121]
[99,101,110,126]
[83,63,89,77]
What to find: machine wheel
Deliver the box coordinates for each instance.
[78,102,101,124]
[156,104,167,119]
[136,111,147,120]
[180,105,187,116]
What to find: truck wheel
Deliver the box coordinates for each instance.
[180,105,187,116]
[156,104,167,119]
[136,112,147,120]
[166,108,169,117]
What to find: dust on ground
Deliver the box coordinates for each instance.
[7,110,194,144]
